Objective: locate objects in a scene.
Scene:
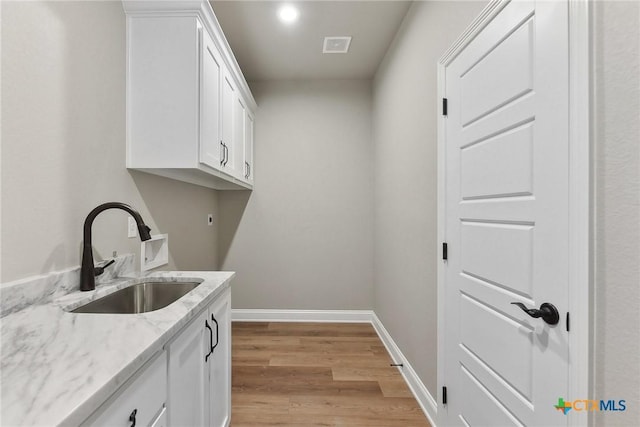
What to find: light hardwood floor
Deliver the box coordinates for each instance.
[231,322,431,426]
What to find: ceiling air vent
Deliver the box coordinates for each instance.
[323,36,352,54]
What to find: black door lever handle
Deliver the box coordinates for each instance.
[511,302,560,325]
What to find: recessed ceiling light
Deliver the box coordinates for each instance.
[278,4,299,24]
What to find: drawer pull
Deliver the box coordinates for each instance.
[129,408,137,427]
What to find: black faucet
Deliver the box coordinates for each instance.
[80,202,152,291]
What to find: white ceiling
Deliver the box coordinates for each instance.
[211,1,412,82]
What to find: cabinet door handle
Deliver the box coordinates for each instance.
[205,319,213,362]
[211,314,219,351]
[223,144,229,166]
[244,161,248,178]
[248,162,251,178]
[129,408,137,427]
[220,141,224,166]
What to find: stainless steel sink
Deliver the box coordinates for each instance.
[72,281,202,314]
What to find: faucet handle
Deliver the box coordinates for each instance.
[94,259,116,277]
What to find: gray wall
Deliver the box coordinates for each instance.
[373,0,640,417]
[1,1,220,282]
[218,80,374,310]
[593,1,640,425]
[372,1,487,397]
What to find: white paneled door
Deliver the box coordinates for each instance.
[442,1,569,426]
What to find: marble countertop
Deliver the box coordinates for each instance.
[1,270,234,426]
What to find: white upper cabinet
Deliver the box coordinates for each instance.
[124,0,256,190]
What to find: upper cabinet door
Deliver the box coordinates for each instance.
[200,26,223,169]
[221,69,237,176]
[244,113,254,184]
[233,97,247,179]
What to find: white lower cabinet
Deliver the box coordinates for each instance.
[82,287,231,427]
[84,351,167,427]
[168,287,231,427]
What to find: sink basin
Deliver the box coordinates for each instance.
[72,281,202,314]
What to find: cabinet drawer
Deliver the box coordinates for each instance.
[86,351,167,427]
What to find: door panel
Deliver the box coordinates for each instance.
[460,293,534,401]
[459,341,534,420]
[460,123,533,200]
[443,1,569,426]
[460,18,534,126]
[460,222,534,298]
[459,364,522,427]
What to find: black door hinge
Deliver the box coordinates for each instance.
[443,386,448,405]
[443,242,448,260]
[442,98,448,116]
[566,312,570,332]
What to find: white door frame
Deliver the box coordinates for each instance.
[436,0,591,425]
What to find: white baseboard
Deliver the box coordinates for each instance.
[232,308,438,426]
[232,308,374,323]
[370,313,438,427]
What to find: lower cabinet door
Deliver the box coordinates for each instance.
[208,288,231,427]
[167,309,210,426]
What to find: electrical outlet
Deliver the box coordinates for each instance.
[207,214,214,226]
[128,217,137,238]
